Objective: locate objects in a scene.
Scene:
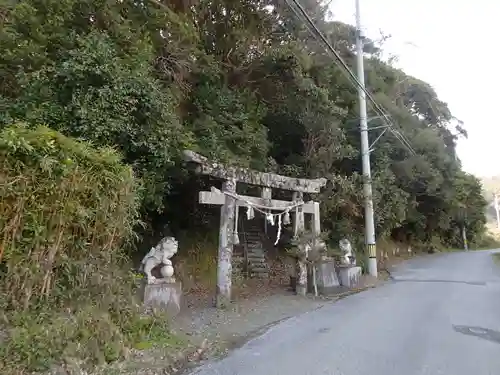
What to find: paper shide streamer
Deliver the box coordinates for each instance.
[219,189,304,246]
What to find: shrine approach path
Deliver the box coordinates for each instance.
[188,250,500,375]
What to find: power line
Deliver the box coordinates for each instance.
[283,0,416,155]
[285,0,415,154]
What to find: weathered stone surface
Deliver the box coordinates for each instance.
[293,191,308,296]
[199,190,318,212]
[140,236,178,285]
[186,149,328,307]
[216,179,236,309]
[338,265,362,288]
[141,281,182,316]
[183,150,327,193]
[315,260,341,293]
[339,238,356,266]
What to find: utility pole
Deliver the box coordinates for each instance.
[355,0,377,277]
[461,224,468,251]
[462,208,468,251]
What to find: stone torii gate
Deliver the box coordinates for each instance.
[183,150,327,308]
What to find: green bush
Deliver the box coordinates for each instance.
[0,124,175,372]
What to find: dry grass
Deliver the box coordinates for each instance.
[175,233,219,295]
[174,232,255,308]
[0,125,179,373]
[0,126,138,309]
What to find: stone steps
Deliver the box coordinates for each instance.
[232,254,246,279]
[246,245,269,279]
[247,256,266,262]
[239,216,269,279]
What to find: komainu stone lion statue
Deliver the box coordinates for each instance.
[140,236,178,284]
[339,238,356,265]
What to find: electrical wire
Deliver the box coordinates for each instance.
[283,0,417,155]
[286,0,416,154]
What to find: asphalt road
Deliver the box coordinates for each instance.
[189,250,500,375]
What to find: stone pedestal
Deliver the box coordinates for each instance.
[289,276,297,291]
[307,260,341,295]
[296,284,307,296]
[140,281,182,316]
[338,265,362,288]
[316,260,341,293]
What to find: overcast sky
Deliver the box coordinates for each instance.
[330,0,499,178]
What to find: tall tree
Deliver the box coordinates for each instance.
[0,0,488,246]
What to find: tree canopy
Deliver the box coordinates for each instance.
[0,0,487,249]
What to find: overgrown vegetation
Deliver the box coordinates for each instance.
[0,0,493,371]
[0,0,488,249]
[0,125,177,373]
[0,0,487,248]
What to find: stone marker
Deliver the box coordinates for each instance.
[338,265,362,288]
[315,260,341,293]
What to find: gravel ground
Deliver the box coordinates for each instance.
[173,289,330,348]
[170,274,385,372]
[76,286,333,375]
[113,272,384,375]
[51,269,386,375]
